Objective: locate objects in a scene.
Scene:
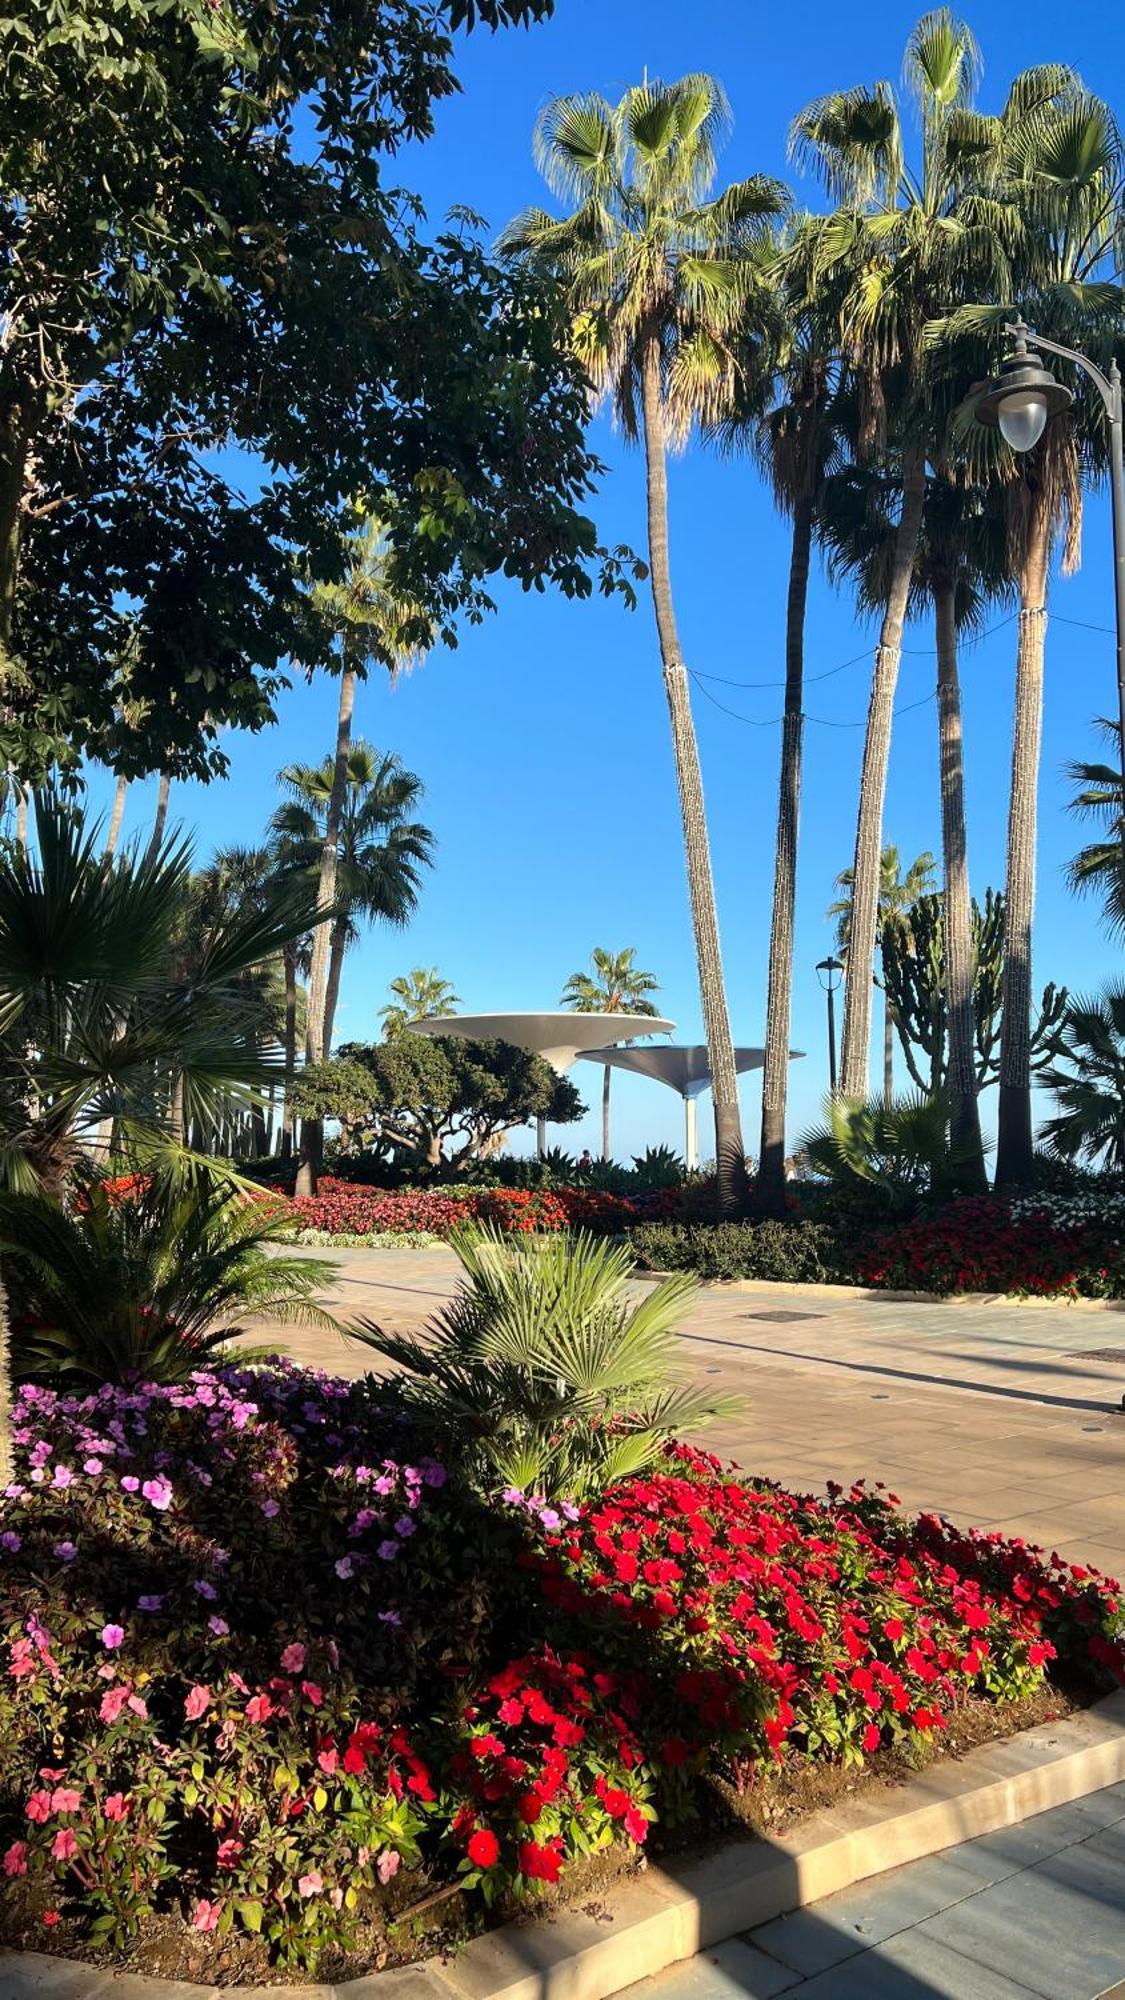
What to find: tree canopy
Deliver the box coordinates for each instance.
[0,0,636,782]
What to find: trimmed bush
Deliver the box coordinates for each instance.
[631,1219,846,1284]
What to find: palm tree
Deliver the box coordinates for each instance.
[379,967,462,1039]
[104,774,129,858]
[560,947,662,1159]
[792,12,1004,1098]
[933,79,1123,1184]
[1041,986,1125,1168]
[272,743,433,1189]
[302,516,431,1100]
[502,74,787,1215]
[829,846,936,1100]
[1065,719,1125,937]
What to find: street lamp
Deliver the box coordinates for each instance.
[977,319,1125,852]
[816,953,844,1094]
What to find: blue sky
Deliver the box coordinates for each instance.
[85,0,1125,1163]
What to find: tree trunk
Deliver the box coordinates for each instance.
[323,914,349,1059]
[169,1070,185,1146]
[14,784,27,852]
[640,336,745,1216]
[934,573,986,1187]
[105,774,128,858]
[883,985,894,1101]
[602,1063,611,1162]
[840,447,928,1098]
[280,943,297,1162]
[146,771,171,860]
[757,494,813,1217]
[996,500,1050,1189]
[296,662,356,1196]
[0,391,33,685]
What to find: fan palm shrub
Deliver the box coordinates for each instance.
[1040,987,1125,1169]
[801,1091,964,1219]
[351,1224,734,1500]
[1,1169,341,1385]
[1065,720,1125,939]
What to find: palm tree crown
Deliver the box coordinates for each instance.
[379,967,462,1039]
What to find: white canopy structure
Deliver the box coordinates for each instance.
[407,1010,675,1155]
[577,1043,804,1170]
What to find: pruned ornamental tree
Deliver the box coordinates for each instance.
[0,0,634,781]
[306,1037,582,1169]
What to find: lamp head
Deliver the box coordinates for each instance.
[976,321,1073,452]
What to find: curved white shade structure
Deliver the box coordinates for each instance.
[577,1042,805,1168]
[406,1011,675,1155]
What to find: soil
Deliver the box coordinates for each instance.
[0,1682,1087,1989]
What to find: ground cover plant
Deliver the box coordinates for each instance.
[1,1358,1122,1982]
[280,1179,683,1241]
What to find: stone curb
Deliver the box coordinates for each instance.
[642,1268,1125,1310]
[5,1692,1123,2000]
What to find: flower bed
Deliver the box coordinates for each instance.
[282,1180,681,1241]
[859,1194,1125,1299]
[1,1366,1122,1982]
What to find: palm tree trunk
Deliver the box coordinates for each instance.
[105,774,128,857]
[280,943,297,1163]
[323,914,349,1059]
[840,447,927,1098]
[757,494,813,1217]
[640,338,745,1216]
[996,501,1050,1188]
[14,784,27,852]
[883,985,894,1101]
[602,1063,611,1162]
[146,771,171,861]
[296,661,356,1195]
[169,1071,185,1145]
[934,574,986,1187]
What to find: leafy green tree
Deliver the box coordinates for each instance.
[351,1225,732,1499]
[829,846,936,1099]
[1041,987,1125,1169]
[560,947,662,1160]
[503,73,787,1216]
[0,0,628,783]
[332,1036,582,1170]
[379,969,463,1039]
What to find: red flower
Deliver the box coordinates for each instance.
[467,1829,500,1869]
[517,1790,544,1824]
[518,1839,563,1883]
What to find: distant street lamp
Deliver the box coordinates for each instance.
[816,953,844,1094]
[977,319,1125,854]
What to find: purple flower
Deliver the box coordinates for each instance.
[1,1531,22,1553]
[376,1540,399,1562]
[538,1509,561,1531]
[53,1542,77,1563]
[192,1579,217,1601]
[334,1556,355,1580]
[137,1595,164,1613]
[260,1498,280,1519]
[422,1461,447,1487]
[377,1610,402,1628]
[207,1616,229,1637]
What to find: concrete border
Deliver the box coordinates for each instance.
[5,1692,1123,2000]
[639,1268,1125,1310]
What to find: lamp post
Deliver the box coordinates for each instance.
[977,319,1125,855]
[816,954,844,1094]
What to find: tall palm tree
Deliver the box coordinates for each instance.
[302,517,431,1083]
[933,78,1122,1184]
[792,11,1003,1098]
[1065,719,1125,937]
[272,744,433,1189]
[379,967,462,1039]
[104,774,129,858]
[502,74,787,1215]
[829,845,936,1099]
[560,947,662,1159]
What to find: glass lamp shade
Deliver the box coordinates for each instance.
[997,388,1049,453]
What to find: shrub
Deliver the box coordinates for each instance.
[280,1180,682,1242]
[859,1194,1125,1299]
[350,1226,733,1499]
[631,1219,846,1284]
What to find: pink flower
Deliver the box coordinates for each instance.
[302,1680,324,1708]
[298,1870,323,1898]
[51,1828,78,1862]
[26,1791,53,1824]
[193,1898,220,1932]
[2,1841,27,1877]
[377,1849,401,1885]
[184,1684,211,1721]
[100,1623,125,1651]
[317,1748,338,1776]
[216,1838,243,1867]
[50,1788,81,1815]
[141,1476,173,1510]
[126,1693,148,1720]
[103,1794,129,1823]
[245,1694,273,1725]
[208,1616,229,1637]
[280,1642,306,1675]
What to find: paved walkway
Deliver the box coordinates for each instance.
[620,1784,1125,1998]
[254,1245,1125,1579]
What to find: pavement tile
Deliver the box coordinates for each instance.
[745,1848,1006,1975]
[915,1836,1125,1997]
[790,1926,1051,1997]
[620,1938,799,1998]
[0,1957,129,1999]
